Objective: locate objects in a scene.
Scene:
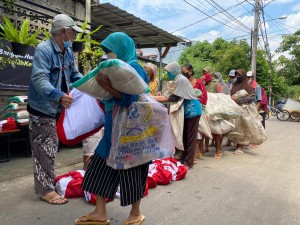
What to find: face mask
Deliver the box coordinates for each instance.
[182,72,190,79]
[167,71,176,80]
[236,77,243,83]
[107,52,117,59]
[63,31,72,49]
[248,79,252,83]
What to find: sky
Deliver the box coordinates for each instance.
[99,0,300,61]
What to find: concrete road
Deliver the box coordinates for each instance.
[0,117,299,225]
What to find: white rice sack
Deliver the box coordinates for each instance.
[206,93,243,120]
[3,110,29,119]
[71,59,148,100]
[2,103,27,112]
[8,96,27,105]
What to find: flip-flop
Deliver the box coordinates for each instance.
[124,215,145,225]
[41,192,69,205]
[75,215,110,225]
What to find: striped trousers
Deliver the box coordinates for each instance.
[82,153,149,206]
[29,115,58,195]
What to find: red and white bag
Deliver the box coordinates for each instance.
[84,191,111,205]
[57,88,105,145]
[54,170,85,198]
[148,163,172,185]
[154,158,187,181]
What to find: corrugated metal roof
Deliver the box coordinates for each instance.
[91,3,185,48]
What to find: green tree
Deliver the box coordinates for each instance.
[276,30,300,85]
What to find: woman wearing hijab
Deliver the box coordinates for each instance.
[75,32,148,225]
[230,69,255,154]
[213,72,231,95]
[165,62,202,169]
[181,64,207,162]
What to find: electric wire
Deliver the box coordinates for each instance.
[171,0,248,33]
[182,0,251,33]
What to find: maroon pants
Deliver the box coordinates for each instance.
[181,115,201,168]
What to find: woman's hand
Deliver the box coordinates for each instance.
[96,70,111,90]
[231,95,239,102]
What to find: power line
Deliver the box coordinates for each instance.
[171,0,248,33]
[205,0,252,32]
[182,0,251,34]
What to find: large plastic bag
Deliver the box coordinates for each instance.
[210,119,235,135]
[198,111,212,139]
[206,93,243,120]
[71,59,148,100]
[57,88,105,145]
[169,99,184,150]
[107,94,175,169]
[227,90,267,145]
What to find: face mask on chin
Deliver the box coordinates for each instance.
[107,52,117,59]
[63,31,72,49]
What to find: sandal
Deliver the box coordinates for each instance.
[214,153,222,159]
[41,192,68,205]
[124,215,145,225]
[75,214,110,225]
[233,149,244,155]
[196,153,204,158]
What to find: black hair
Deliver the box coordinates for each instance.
[183,63,195,75]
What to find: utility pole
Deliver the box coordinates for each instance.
[251,0,260,80]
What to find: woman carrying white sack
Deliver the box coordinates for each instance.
[75,32,149,225]
[160,62,202,169]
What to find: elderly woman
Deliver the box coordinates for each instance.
[144,62,159,96]
[165,62,202,169]
[75,32,148,225]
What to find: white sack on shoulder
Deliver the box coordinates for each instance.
[206,93,243,120]
[71,59,148,100]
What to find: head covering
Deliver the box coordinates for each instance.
[203,66,212,74]
[213,72,230,95]
[230,69,254,96]
[50,14,83,33]
[203,73,212,83]
[100,32,138,65]
[165,62,182,76]
[247,71,253,77]
[229,70,236,77]
[165,62,197,100]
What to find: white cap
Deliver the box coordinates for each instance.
[51,14,83,33]
[247,71,253,77]
[229,69,235,77]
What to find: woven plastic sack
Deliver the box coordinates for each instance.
[57,88,105,145]
[2,103,27,112]
[106,94,175,169]
[227,90,267,145]
[71,59,148,100]
[8,96,27,105]
[169,99,184,150]
[198,111,212,139]
[3,110,29,119]
[210,119,235,135]
[206,93,243,120]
